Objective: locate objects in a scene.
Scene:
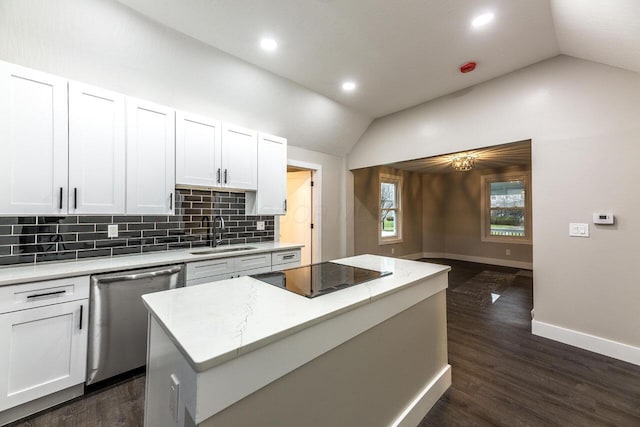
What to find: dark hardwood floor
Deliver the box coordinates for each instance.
[8,259,640,426]
[419,258,640,427]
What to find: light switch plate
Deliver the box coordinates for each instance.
[569,223,589,237]
[256,221,265,231]
[107,224,119,238]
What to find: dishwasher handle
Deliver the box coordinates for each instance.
[97,266,183,284]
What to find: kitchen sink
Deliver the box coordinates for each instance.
[190,246,257,255]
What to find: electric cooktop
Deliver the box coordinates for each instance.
[251,262,392,298]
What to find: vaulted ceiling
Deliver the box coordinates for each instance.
[118,0,640,118]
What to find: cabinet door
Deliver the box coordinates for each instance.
[126,98,176,214]
[176,112,222,187]
[221,124,257,190]
[0,62,68,215]
[256,133,287,215]
[69,82,126,214]
[0,300,88,411]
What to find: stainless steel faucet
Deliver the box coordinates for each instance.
[212,215,225,247]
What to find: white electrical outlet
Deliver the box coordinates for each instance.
[107,224,119,238]
[256,221,265,231]
[569,223,589,237]
[505,249,511,256]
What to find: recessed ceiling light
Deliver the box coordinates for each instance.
[342,81,356,91]
[472,12,495,28]
[260,38,278,52]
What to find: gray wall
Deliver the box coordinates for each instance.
[353,166,424,258]
[428,165,533,265]
[349,55,640,350]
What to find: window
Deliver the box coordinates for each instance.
[481,173,531,244]
[379,174,402,244]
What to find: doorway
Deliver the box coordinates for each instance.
[279,162,321,265]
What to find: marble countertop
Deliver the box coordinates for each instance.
[142,254,450,372]
[0,242,304,287]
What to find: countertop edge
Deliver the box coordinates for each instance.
[0,243,304,287]
[146,262,450,373]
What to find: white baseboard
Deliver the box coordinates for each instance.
[391,364,451,427]
[399,252,425,260]
[421,252,532,270]
[532,320,640,366]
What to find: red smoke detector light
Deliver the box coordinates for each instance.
[460,62,477,73]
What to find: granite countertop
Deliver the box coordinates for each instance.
[0,242,304,287]
[142,254,450,372]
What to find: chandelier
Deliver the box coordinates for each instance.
[451,154,476,171]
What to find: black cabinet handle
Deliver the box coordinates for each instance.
[59,187,63,210]
[283,254,295,260]
[27,290,66,299]
[79,304,83,330]
[170,193,173,210]
[284,199,287,212]
[224,169,228,184]
[217,168,221,184]
[74,188,78,210]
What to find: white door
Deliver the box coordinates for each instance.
[176,112,221,187]
[126,98,176,214]
[280,171,313,266]
[221,124,257,190]
[68,82,126,214]
[0,62,68,215]
[0,300,88,411]
[255,133,287,215]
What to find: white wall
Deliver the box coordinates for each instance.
[288,146,349,261]
[349,55,640,362]
[0,0,371,157]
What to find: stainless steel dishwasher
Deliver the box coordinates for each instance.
[86,264,185,385]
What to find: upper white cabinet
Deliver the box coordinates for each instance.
[247,133,288,215]
[221,124,258,191]
[176,112,222,187]
[68,82,126,214]
[126,98,176,215]
[0,61,68,215]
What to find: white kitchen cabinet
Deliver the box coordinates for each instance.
[176,112,222,187]
[0,61,68,215]
[186,252,274,286]
[221,123,258,190]
[246,133,287,215]
[68,82,126,214]
[0,299,88,412]
[126,98,176,214]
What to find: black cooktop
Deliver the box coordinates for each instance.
[251,262,392,298]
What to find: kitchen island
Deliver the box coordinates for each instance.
[142,255,451,427]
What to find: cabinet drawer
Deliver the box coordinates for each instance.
[272,261,301,272]
[239,266,271,277]
[186,258,235,282]
[186,272,235,287]
[0,276,90,314]
[234,254,271,273]
[272,249,301,266]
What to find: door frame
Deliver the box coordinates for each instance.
[276,160,322,264]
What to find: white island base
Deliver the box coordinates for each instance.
[143,255,451,427]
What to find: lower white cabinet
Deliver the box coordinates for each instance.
[185,250,299,286]
[0,299,88,412]
[186,253,271,286]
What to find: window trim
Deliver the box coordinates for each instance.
[480,172,532,245]
[378,173,403,245]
